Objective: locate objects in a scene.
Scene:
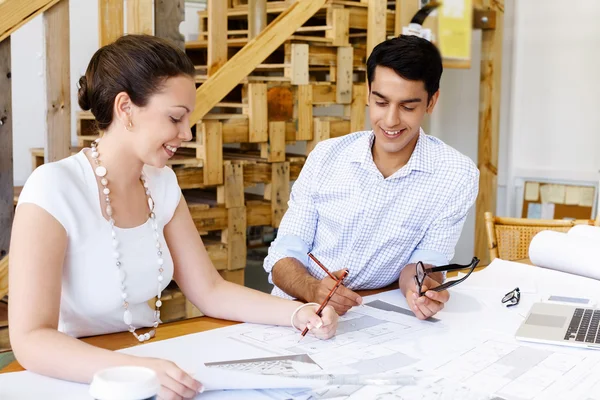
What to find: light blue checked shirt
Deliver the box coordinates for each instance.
[263,129,479,299]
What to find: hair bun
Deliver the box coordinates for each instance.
[77,75,91,111]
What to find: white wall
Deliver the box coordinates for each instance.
[11,17,45,187]
[69,0,100,164]
[506,0,600,217]
[181,1,206,40]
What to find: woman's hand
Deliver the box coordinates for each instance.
[137,358,203,400]
[293,304,339,339]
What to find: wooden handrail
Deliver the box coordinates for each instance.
[0,0,62,42]
[189,0,327,126]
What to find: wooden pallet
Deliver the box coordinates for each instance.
[174,152,301,196]
[187,36,368,81]
[197,0,395,44]
[173,82,365,155]
[159,266,245,322]
[183,158,291,229]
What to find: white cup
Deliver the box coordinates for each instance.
[89,366,160,400]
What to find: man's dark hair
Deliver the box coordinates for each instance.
[366,35,443,102]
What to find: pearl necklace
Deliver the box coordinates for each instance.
[90,139,164,342]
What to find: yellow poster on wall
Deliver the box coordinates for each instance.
[438,0,473,61]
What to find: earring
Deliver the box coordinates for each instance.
[126,120,133,131]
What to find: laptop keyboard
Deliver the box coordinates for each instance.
[564,308,600,343]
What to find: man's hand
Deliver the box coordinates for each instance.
[310,270,362,315]
[399,264,449,320]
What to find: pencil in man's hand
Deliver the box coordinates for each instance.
[299,269,349,340]
[308,252,338,282]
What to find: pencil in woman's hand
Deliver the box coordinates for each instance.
[299,270,349,340]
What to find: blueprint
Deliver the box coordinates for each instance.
[432,337,600,400]
[202,301,448,398]
[205,301,600,400]
[364,299,440,322]
[345,375,494,400]
[225,302,442,377]
[7,286,600,399]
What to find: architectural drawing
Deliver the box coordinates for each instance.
[226,303,440,381]
[344,375,493,400]
[365,299,440,322]
[433,338,600,400]
[205,354,322,375]
[208,309,600,400]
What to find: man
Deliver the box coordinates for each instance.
[263,35,479,320]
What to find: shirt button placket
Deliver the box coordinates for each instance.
[344,176,381,286]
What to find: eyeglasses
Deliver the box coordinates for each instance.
[414,257,480,297]
[502,287,521,307]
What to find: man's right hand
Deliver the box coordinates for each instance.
[310,270,362,315]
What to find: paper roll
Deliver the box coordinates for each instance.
[568,225,600,242]
[529,230,600,280]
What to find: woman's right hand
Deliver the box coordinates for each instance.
[137,357,204,400]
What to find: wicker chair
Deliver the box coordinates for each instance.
[484,212,597,262]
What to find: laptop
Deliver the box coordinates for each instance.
[516,302,600,350]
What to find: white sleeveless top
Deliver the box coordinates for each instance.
[17,150,180,338]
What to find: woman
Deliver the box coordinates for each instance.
[8,35,338,400]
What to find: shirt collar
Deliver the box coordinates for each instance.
[349,129,435,175]
[404,128,435,174]
[349,131,375,164]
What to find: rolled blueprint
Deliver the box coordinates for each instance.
[568,225,600,242]
[529,230,600,280]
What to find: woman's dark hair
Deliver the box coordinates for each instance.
[366,35,443,102]
[77,34,195,130]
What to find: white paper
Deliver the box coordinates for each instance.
[195,364,326,391]
[540,184,552,204]
[457,260,537,294]
[345,373,490,400]
[548,184,566,204]
[565,186,581,205]
[0,370,92,399]
[228,302,442,376]
[568,225,600,242]
[540,202,555,219]
[431,331,600,400]
[579,187,596,207]
[525,182,540,201]
[529,230,600,280]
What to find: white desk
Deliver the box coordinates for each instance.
[2,259,600,399]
